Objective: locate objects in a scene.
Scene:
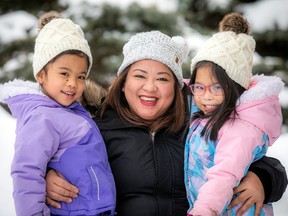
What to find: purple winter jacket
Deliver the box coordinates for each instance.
[0,79,116,216]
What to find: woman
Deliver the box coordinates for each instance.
[46,31,287,216]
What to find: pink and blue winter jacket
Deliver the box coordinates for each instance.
[184,75,284,216]
[0,79,116,216]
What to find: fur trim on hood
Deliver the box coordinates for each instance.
[0,79,107,118]
[79,79,107,117]
[0,79,45,103]
[237,74,284,105]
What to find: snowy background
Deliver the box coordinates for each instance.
[1,0,288,215]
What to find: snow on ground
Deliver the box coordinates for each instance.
[0,0,288,215]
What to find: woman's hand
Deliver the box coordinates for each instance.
[46,169,79,208]
[228,171,264,216]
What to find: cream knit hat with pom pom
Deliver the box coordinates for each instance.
[117,31,189,87]
[33,11,92,78]
[191,13,255,89]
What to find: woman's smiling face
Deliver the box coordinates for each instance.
[122,59,175,121]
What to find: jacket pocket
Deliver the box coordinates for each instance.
[87,165,100,200]
[86,163,115,205]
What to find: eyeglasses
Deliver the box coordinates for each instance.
[189,84,224,96]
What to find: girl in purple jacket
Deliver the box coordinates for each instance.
[0,11,116,216]
[184,13,284,215]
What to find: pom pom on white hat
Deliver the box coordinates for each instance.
[33,11,92,78]
[191,13,255,89]
[117,31,189,87]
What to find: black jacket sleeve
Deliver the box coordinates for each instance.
[249,156,288,203]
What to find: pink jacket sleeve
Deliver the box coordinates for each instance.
[190,119,265,215]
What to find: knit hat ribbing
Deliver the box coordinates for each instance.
[33,11,92,78]
[191,13,255,89]
[117,31,189,87]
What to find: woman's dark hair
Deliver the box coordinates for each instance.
[189,61,245,141]
[100,67,188,133]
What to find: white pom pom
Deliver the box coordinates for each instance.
[172,36,189,62]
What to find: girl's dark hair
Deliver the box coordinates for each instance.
[43,50,90,72]
[100,67,188,133]
[189,61,245,141]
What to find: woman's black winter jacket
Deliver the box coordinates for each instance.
[95,107,189,216]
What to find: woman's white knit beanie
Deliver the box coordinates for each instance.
[117,31,189,88]
[33,11,92,78]
[191,13,255,89]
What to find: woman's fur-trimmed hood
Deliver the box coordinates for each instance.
[79,79,107,117]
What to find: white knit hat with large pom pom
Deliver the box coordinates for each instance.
[191,12,255,89]
[33,11,92,78]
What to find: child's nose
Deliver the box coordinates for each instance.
[202,87,213,99]
[66,77,77,88]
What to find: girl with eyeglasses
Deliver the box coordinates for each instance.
[185,13,284,216]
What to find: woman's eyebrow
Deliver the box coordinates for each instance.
[132,69,147,73]
[157,71,172,76]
